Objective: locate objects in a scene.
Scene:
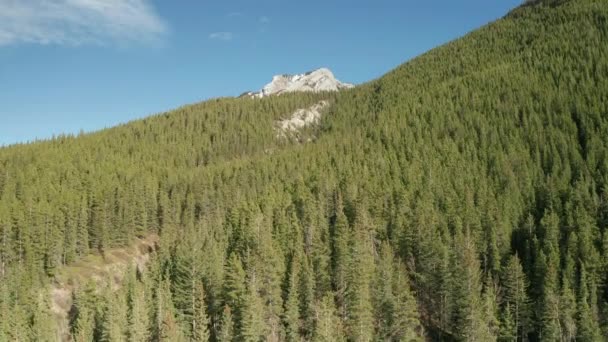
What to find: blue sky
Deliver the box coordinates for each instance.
[0,0,521,146]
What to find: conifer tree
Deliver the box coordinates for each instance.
[481,277,500,342]
[126,270,150,342]
[100,289,127,342]
[501,254,530,340]
[283,252,301,341]
[313,293,345,342]
[6,304,30,342]
[30,295,56,342]
[331,193,351,321]
[217,305,234,342]
[71,282,98,342]
[540,261,561,341]
[374,242,422,341]
[252,213,285,341]
[451,229,491,341]
[577,267,601,341]
[223,253,247,335]
[171,239,203,338]
[193,280,211,342]
[298,255,316,339]
[345,210,375,342]
[239,275,265,342]
[71,310,93,342]
[153,279,184,342]
[499,304,516,342]
[0,281,9,342]
[76,197,90,257]
[559,274,577,342]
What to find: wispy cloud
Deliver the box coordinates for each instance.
[209,31,233,41]
[259,16,270,24]
[0,0,168,46]
[227,12,243,18]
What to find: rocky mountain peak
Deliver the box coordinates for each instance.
[242,68,354,98]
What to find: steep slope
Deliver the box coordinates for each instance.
[0,0,607,340]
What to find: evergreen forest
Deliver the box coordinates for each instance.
[1,0,608,340]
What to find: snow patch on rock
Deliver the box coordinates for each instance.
[246,68,353,98]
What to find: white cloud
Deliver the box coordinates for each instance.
[0,0,168,46]
[209,31,233,41]
[259,16,269,24]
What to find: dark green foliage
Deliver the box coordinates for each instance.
[501,254,531,340]
[0,0,607,339]
[313,293,344,342]
[282,251,301,341]
[374,242,423,341]
[217,305,234,342]
[192,281,211,341]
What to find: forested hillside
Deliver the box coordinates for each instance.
[1,0,608,340]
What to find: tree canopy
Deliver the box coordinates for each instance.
[0,0,607,340]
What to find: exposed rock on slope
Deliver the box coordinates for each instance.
[275,100,330,139]
[49,235,159,341]
[244,68,353,98]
